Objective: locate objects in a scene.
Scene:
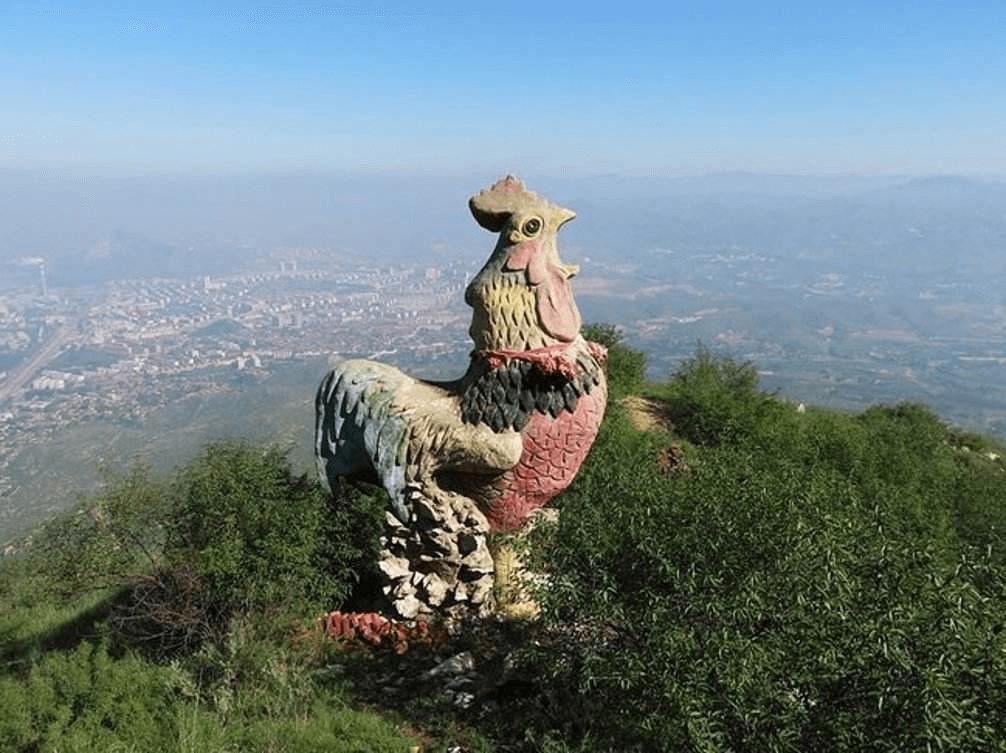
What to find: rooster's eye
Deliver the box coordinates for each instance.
[521,217,542,236]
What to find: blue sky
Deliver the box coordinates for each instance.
[1,1,1004,175]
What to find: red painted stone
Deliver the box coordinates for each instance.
[482,342,580,380]
[484,378,607,531]
[324,610,430,651]
[504,239,580,343]
[537,267,580,342]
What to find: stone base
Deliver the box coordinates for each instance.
[378,485,496,621]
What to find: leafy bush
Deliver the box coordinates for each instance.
[653,343,783,445]
[0,440,414,752]
[582,322,647,396]
[15,440,385,655]
[0,636,419,753]
[25,464,168,597]
[113,441,384,652]
[0,641,180,753]
[527,348,1006,752]
[164,441,351,618]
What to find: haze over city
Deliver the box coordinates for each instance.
[1,2,1004,537]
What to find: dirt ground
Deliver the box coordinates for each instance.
[621,395,671,433]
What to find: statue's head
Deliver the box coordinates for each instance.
[465,176,582,352]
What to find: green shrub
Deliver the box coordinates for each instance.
[164,441,348,618]
[0,634,419,753]
[25,464,168,597]
[0,442,432,751]
[583,323,647,396]
[653,343,782,446]
[0,641,181,753]
[15,440,385,655]
[527,350,1006,752]
[115,440,384,652]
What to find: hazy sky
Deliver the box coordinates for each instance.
[1,1,1004,176]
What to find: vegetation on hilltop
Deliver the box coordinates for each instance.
[0,444,410,753]
[1,330,1005,752]
[523,339,1006,751]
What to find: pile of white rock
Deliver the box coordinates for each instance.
[377,486,497,621]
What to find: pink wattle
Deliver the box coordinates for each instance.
[537,269,580,342]
[505,239,581,343]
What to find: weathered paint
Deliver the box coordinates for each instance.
[315,176,607,620]
[485,377,607,531]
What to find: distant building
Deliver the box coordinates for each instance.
[236,352,263,370]
[32,375,66,391]
[202,276,226,293]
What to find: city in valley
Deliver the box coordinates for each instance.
[0,253,479,537]
[2,211,1005,540]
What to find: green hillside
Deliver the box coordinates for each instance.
[1,335,1004,752]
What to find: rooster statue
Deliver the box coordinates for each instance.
[315,176,607,621]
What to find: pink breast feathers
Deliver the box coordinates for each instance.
[485,379,607,532]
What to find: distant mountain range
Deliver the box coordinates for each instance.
[2,169,1004,289]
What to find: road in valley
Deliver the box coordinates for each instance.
[0,325,75,403]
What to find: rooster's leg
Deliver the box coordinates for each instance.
[376,478,496,622]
